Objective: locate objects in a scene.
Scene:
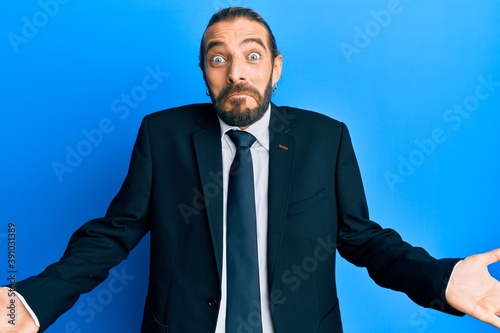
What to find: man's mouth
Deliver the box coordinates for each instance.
[227,93,249,99]
[216,84,261,106]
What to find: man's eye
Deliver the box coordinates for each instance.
[212,56,225,64]
[249,53,261,61]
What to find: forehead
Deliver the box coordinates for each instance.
[202,18,270,51]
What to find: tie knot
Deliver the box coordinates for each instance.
[227,130,256,149]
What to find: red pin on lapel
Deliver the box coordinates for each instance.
[278,144,289,151]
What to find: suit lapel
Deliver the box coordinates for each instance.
[192,110,224,281]
[191,104,296,287]
[267,104,295,286]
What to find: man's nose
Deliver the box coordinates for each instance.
[227,57,247,84]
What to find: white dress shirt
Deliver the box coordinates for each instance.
[215,104,274,333]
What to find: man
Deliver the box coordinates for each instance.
[1,6,499,333]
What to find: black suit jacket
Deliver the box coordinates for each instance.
[17,103,462,332]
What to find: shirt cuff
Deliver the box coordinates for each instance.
[14,290,40,328]
[445,259,464,295]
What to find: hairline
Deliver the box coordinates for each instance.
[199,16,278,72]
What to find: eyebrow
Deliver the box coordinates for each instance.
[205,37,267,55]
[241,37,267,50]
[205,40,226,55]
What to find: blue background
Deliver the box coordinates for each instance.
[2,0,499,332]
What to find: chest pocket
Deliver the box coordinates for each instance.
[287,188,327,217]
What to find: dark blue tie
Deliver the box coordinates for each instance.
[226,130,263,333]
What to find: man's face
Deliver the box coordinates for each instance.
[202,18,283,128]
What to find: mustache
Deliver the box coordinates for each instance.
[216,83,262,103]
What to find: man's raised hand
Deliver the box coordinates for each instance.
[446,248,500,329]
[0,287,38,333]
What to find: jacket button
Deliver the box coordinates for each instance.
[208,298,218,308]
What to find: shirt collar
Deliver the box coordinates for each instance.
[218,104,271,151]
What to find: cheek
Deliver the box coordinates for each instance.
[250,64,272,84]
[249,65,267,79]
[205,71,224,92]
[251,73,271,95]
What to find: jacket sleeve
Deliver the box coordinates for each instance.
[16,116,154,332]
[335,123,464,316]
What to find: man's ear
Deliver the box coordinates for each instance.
[272,54,283,86]
[201,69,209,90]
[200,61,206,81]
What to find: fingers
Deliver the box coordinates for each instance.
[483,314,500,329]
[478,248,500,266]
[467,248,500,266]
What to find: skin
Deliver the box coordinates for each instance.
[202,18,283,129]
[446,249,500,328]
[0,288,38,332]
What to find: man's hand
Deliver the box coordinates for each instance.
[446,248,500,329]
[0,287,38,332]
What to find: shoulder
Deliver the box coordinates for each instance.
[140,103,215,132]
[273,104,346,133]
[146,103,213,122]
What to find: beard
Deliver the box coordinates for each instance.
[208,76,273,127]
